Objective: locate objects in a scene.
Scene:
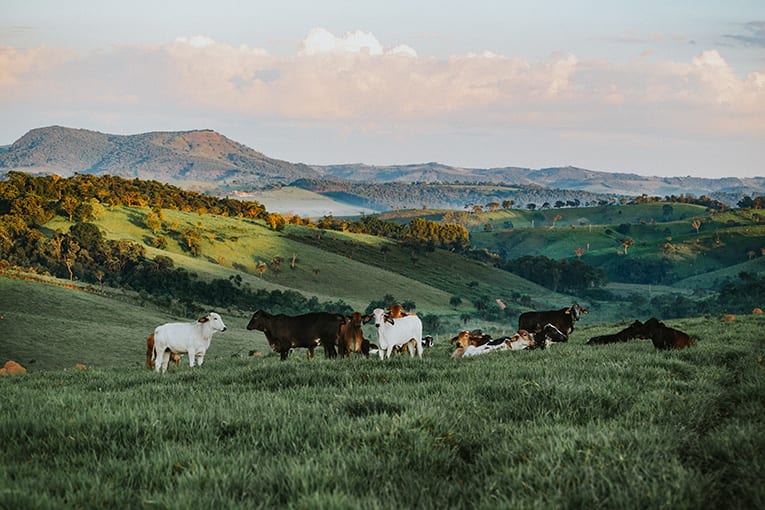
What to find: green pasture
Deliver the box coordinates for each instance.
[1,307,763,509]
[44,205,568,316]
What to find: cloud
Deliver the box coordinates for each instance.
[0,44,74,96]
[1,29,763,144]
[724,21,765,47]
[298,28,417,57]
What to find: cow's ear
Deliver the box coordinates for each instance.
[198,316,209,323]
[362,315,372,324]
[564,308,571,315]
[385,317,395,325]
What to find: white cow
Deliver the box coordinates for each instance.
[153,312,227,373]
[371,308,423,359]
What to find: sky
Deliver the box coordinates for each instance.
[1,1,764,178]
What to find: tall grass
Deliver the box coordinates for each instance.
[2,315,763,509]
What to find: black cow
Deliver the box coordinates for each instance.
[586,320,644,345]
[531,323,569,349]
[246,310,345,360]
[518,303,588,336]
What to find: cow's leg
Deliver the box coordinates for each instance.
[160,350,171,373]
[307,347,315,359]
[280,349,289,361]
[188,349,196,367]
[416,339,423,358]
[385,344,395,359]
[196,352,205,367]
[154,352,164,373]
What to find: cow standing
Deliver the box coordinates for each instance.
[153,312,227,373]
[246,310,345,360]
[338,312,369,358]
[371,308,423,359]
[518,303,588,336]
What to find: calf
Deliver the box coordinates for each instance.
[145,332,182,369]
[586,320,645,345]
[246,310,345,360]
[392,335,434,356]
[338,312,369,358]
[640,317,697,350]
[372,308,423,359]
[450,330,492,349]
[153,312,227,373]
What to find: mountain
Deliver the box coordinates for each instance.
[2,126,763,210]
[0,126,318,186]
[313,163,765,198]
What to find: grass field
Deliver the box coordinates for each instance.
[1,306,763,509]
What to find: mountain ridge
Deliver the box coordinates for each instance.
[0,125,317,185]
[1,126,763,204]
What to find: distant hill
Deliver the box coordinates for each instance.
[0,126,317,186]
[2,126,763,211]
[313,163,765,199]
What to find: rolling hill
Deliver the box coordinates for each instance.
[0,126,317,186]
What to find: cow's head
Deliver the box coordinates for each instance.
[507,330,534,350]
[570,303,589,321]
[200,312,227,332]
[372,308,387,328]
[246,310,268,331]
[348,311,363,327]
[450,331,471,347]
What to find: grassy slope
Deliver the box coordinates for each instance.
[0,277,268,371]
[465,204,765,286]
[46,206,565,315]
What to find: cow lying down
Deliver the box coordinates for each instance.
[450,324,568,358]
[586,318,696,350]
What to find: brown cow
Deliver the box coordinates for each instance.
[450,330,492,349]
[146,333,182,369]
[338,312,370,358]
[640,318,697,350]
[586,320,645,346]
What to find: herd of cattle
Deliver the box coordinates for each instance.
[145,303,697,372]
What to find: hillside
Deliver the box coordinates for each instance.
[0,126,317,186]
[313,163,765,203]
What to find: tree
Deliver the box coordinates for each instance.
[63,239,80,281]
[449,296,463,308]
[691,218,702,235]
[267,213,285,231]
[181,228,202,256]
[621,237,635,255]
[144,211,162,234]
[59,196,79,222]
